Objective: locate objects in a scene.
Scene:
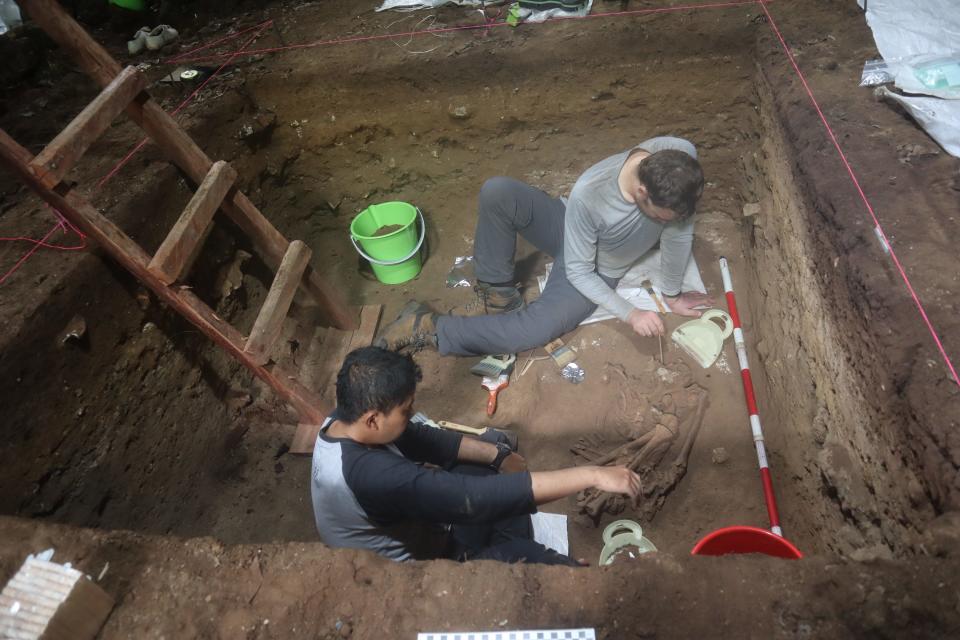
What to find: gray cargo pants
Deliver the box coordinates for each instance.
[436,177,618,356]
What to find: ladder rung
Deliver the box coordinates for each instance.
[29,66,147,188]
[245,240,312,365]
[147,161,237,285]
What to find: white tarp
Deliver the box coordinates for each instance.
[376,0,592,23]
[0,0,22,35]
[857,0,960,156]
[538,251,707,326]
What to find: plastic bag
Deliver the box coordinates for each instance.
[860,59,894,87]
[0,0,23,35]
[445,255,474,288]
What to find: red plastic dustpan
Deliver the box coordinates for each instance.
[691,525,803,559]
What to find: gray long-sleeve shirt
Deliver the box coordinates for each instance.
[563,136,698,322]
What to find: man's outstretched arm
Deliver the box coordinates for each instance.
[531,465,641,505]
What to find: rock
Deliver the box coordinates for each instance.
[711,447,729,464]
[924,511,960,557]
[811,405,829,445]
[238,111,277,150]
[216,250,252,300]
[742,202,762,217]
[59,314,87,344]
[447,104,471,120]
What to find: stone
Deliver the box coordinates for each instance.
[742,202,762,217]
[711,447,729,464]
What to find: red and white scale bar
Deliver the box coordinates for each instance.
[719,257,783,537]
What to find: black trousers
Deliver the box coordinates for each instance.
[446,430,580,567]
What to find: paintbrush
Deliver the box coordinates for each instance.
[641,280,668,363]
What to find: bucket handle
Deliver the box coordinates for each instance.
[602,519,644,545]
[701,309,734,339]
[350,207,426,266]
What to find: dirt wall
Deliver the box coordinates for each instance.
[733,19,958,558]
[2,516,960,639]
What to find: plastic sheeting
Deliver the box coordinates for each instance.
[376,0,592,23]
[858,0,960,156]
[0,0,22,35]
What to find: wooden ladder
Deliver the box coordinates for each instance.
[1,0,376,438]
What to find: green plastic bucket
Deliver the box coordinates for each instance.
[349,202,424,285]
[109,0,147,10]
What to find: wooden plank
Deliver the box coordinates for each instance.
[0,128,329,424]
[30,66,147,189]
[245,240,312,365]
[230,192,358,331]
[19,0,359,331]
[148,160,236,285]
[289,304,382,454]
[346,303,384,352]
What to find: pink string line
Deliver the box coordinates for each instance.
[97,20,274,190]
[0,206,88,285]
[171,0,765,64]
[0,21,273,285]
[164,19,273,64]
[759,0,959,388]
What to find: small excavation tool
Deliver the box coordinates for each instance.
[641,279,667,362]
[691,257,802,560]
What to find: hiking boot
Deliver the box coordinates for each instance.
[470,282,524,315]
[374,301,439,352]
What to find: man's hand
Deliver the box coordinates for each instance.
[665,291,714,317]
[592,466,642,499]
[627,308,664,337]
[499,452,528,474]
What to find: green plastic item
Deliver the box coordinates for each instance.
[671,308,733,369]
[506,3,522,27]
[349,202,424,285]
[598,520,657,566]
[109,0,146,11]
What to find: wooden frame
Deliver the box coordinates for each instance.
[2,0,374,430]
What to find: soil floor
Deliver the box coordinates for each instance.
[1,0,959,637]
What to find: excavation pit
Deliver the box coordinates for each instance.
[1,1,959,636]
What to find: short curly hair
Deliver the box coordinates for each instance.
[636,149,704,220]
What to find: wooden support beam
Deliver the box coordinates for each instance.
[18,0,358,331]
[148,160,237,285]
[0,128,328,424]
[245,240,312,365]
[289,304,383,454]
[29,66,147,189]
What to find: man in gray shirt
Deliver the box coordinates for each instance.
[376,136,713,356]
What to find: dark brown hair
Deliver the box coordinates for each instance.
[636,149,704,220]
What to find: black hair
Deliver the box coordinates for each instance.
[636,149,705,220]
[335,346,423,423]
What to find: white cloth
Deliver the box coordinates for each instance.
[538,250,707,325]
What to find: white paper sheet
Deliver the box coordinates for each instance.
[530,511,569,556]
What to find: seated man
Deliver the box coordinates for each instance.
[312,346,641,564]
[375,136,713,356]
